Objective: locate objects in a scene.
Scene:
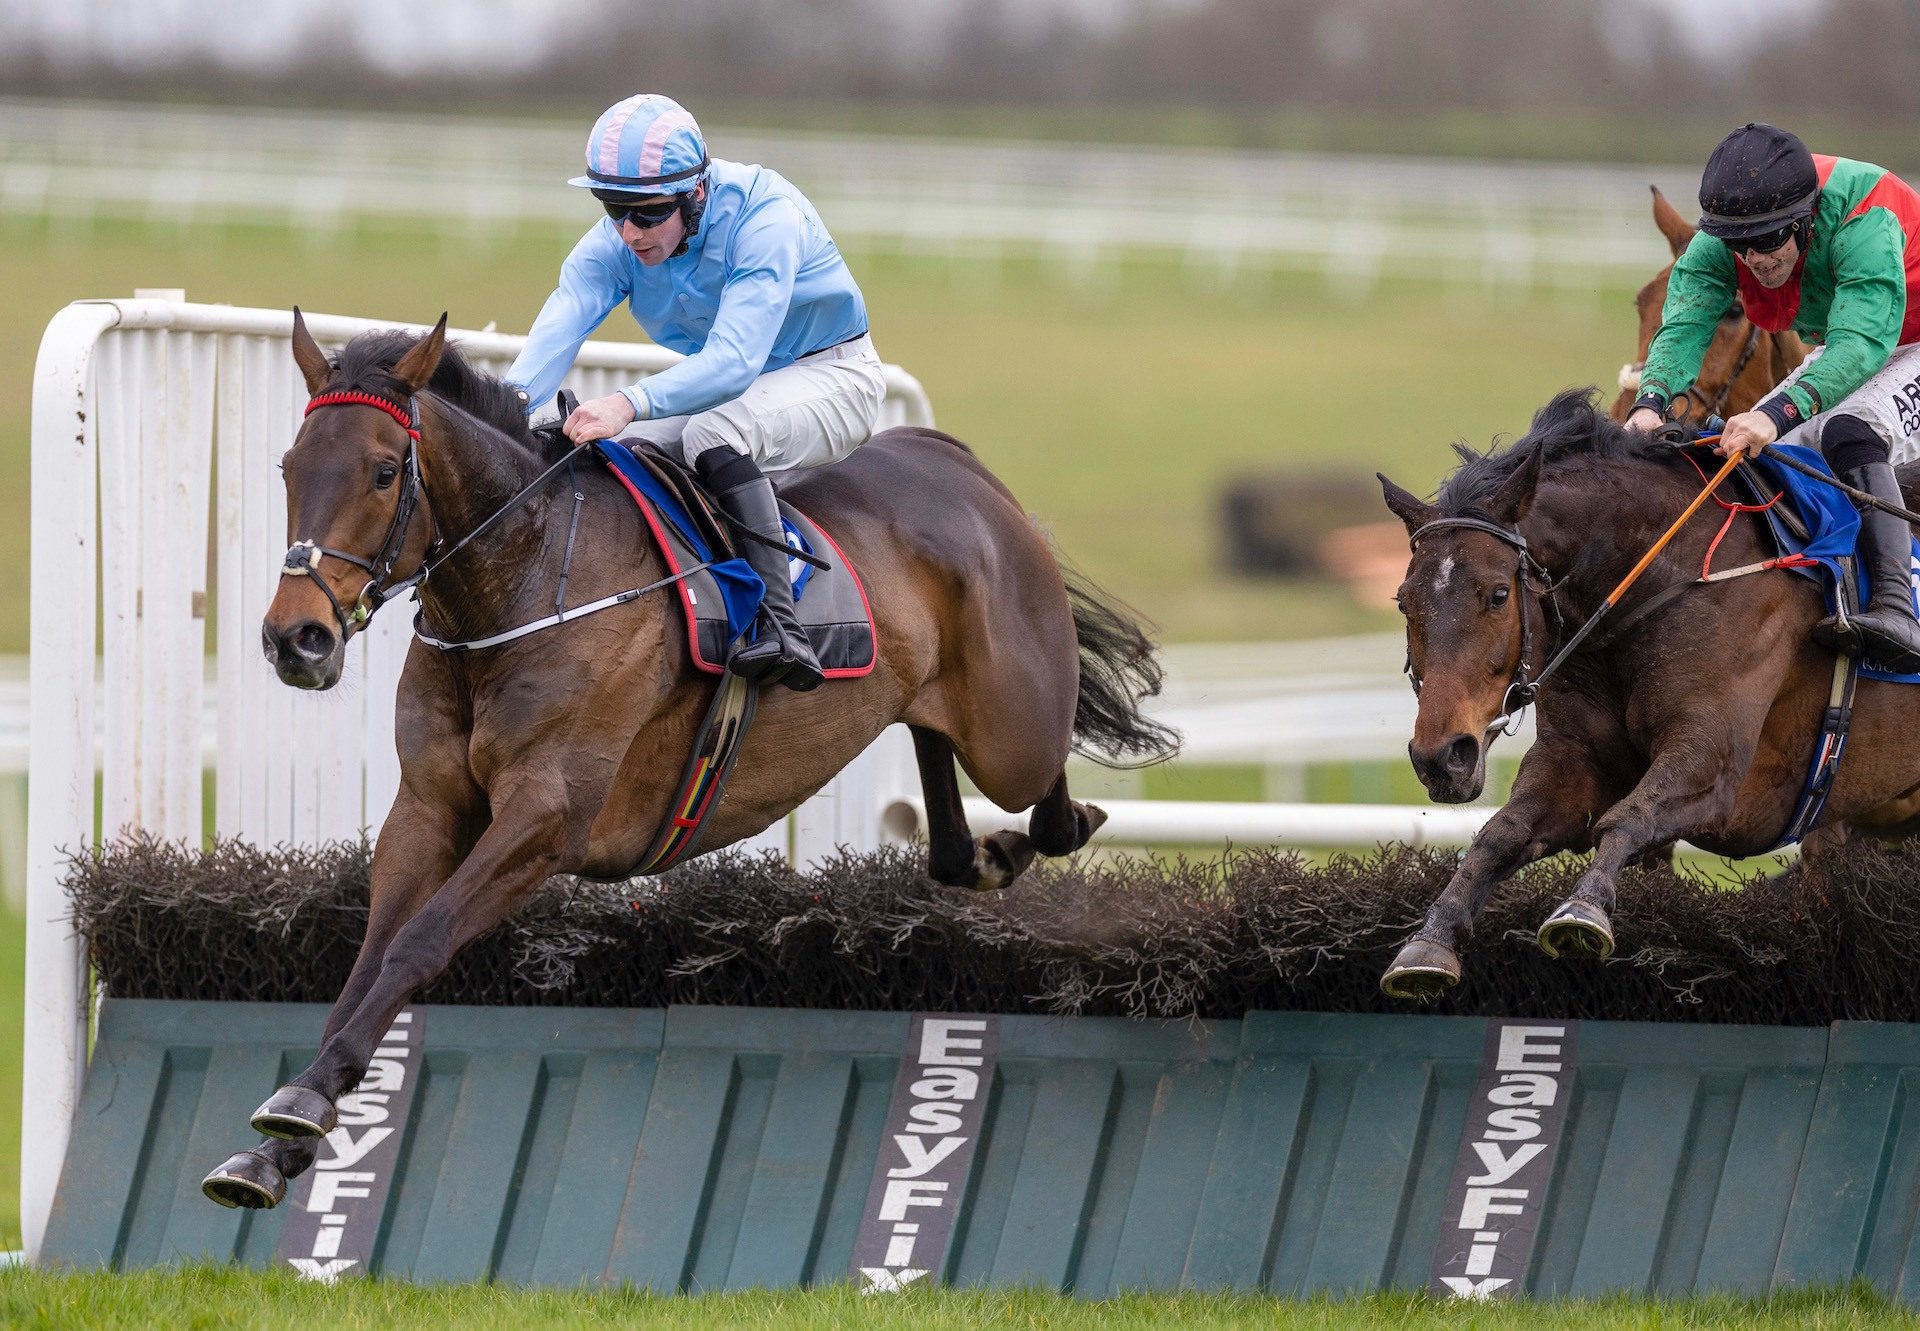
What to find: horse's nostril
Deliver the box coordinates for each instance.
[290,623,336,662]
[260,626,280,664]
[1442,735,1480,778]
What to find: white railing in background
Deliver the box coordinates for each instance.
[21,294,929,1260]
[0,98,1696,288]
[885,796,1494,849]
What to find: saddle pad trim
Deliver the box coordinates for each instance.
[608,462,723,674]
[796,515,878,680]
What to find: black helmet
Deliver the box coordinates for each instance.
[1697,123,1819,241]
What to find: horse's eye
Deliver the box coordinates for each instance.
[374,465,399,490]
[1488,586,1510,610]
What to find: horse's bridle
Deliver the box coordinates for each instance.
[1672,320,1763,424]
[282,387,603,641]
[1404,516,1566,735]
[281,390,433,635]
[1620,308,1763,426]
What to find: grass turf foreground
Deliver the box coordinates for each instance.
[62,832,1920,1025]
[0,1269,1907,1330]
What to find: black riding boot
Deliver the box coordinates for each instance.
[1814,461,1920,674]
[697,449,824,692]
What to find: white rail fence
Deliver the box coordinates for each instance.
[21,294,935,1259]
[0,97,1695,288]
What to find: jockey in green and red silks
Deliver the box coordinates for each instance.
[1627,123,1920,675]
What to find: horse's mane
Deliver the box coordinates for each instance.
[1436,387,1676,517]
[331,330,546,454]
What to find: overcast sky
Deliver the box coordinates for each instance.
[0,0,1823,76]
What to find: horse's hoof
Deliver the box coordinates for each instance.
[972,829,1038,891]
[202,1150,287,1209]
[1076,801,1109,847]
[1381,938,1462,1000]
[1538,900,1615,960]
[251,1084,337,1140]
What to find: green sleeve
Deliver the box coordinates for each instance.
[1782,208,1907,419]
[1639,233,1737,406]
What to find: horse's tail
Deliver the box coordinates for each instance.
[1065,567,1182,768]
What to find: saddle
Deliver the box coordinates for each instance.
[595,435,879,679]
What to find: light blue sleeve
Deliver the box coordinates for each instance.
[505,225,629,415]
[626,198,801,421]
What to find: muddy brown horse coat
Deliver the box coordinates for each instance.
[202,314,1176,1208]
[1376,390,1920,1000]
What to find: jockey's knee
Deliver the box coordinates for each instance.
[693,444,761,492]
[681,404,754,465]
[1821,413,1891,474]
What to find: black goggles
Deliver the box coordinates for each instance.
[600,196,681,229]
[1725,220,1803,257]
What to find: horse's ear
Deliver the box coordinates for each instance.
[1487,444,1545,525]
[1651,185,1695,259]
[389,313,448,393]
[1378,474,1440,536]
[290,307,331,396]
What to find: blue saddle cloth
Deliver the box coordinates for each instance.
[1712,444,1920,684]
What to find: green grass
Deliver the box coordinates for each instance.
[0,1268,1909,1328]
[0,213,1640,652]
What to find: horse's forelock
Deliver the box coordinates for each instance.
[330,330,537,448]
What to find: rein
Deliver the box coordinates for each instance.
[282,390,677,648]
[1408,438,1740,729]
[1673,322,1763,424]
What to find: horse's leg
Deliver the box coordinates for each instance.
[237,776,585,1155]
[1382,741,1616,999]
[1025,772,1107,858]
[911,725,1037,890]
[202,787,475,1208]
[1538,715,1765,959]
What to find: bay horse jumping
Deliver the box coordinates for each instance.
[203,314,1177,1207]
[1375,389,1920,1000]
[1611,186,1807,427]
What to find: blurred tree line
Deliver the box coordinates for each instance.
[4,0,1915,162]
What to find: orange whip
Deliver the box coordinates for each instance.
[1513,437,1737,707]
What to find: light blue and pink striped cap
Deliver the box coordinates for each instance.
[569,94,709,196]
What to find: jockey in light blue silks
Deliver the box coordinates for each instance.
[507,93,883,691]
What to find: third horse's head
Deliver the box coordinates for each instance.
[1379,445,1545,803]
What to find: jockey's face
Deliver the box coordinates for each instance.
[1734,231,1801,289]
[611,184,703,266]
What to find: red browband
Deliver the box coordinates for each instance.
[304,390,420,440]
